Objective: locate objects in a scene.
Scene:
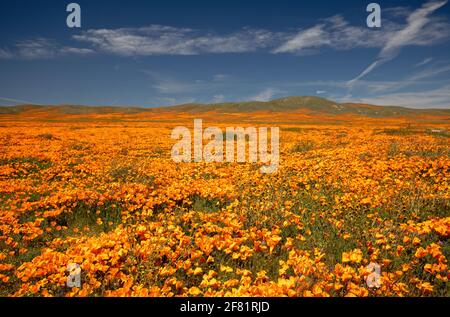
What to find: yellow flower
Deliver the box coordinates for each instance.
[188,287,202,296]
[220,265,233,273]
[342,249,363,264]
[414,247,427,259]
[193,267,203,276]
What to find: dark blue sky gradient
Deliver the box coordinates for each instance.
[0,0,449,108]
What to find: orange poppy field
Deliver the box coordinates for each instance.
[0,104,449,297]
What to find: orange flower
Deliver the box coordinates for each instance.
[417,282,433,295]
[220,265,233,273]
[193,267,203,276]
[342,249,363,264]
[414,247,427,259]
[188,287,202,296]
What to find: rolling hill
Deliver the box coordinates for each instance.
[165,97,450,117]
[0,96,449,118]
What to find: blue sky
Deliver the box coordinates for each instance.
[0,0,449,108]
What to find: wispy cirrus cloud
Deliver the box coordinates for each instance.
[273,25,331,55]
[2,2,449,61]
[0,48,13,59]
[212,74,231,81]
[141,69,232,95]
[1,26,283,59]
[151,96,197,107]
[0,96,42,105]
[0,38,94,60]
[211,94,226,103]
[273,15,397,54]
[403,63,450,85]
[59,47,95,56]
[249,88,282,102]
[73,25,282,56]
[270,0,449,87]
[274,1,448,58]
[345,84,450,109]
[15,39,60,59]
[415,57,434,67]
[348,0,448,87]
[349,63,450,93]
[142,70,198,94]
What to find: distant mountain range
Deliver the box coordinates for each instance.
[1,96,449,118]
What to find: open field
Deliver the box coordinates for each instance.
[0,107,449,297]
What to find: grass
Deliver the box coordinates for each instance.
[388,142,400,157]
[191,196,226,213]
[109,159,156,185]
[0,157,53,177]
[283,127,304,133]
[0,157,51,167]
[37,133,54,140]
[404,148,450,158]
[426,129,450,138]
[388,141,449,158]
[380,126,422,136]
[381,126,449,139]
[291,140,315,153]
[53,201,123,233]
[70,142,91,151]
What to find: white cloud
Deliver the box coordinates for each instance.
[316,90,327,94]
[348,0,448,87]
[346,85,450,109]
[0,96,42,105]
[212,94,225,103]
[16,39,58,59]
[73,26,282,56]
[152,79,196,94]
[213,74,230,81]
[271,2,449,86]
[250,88,278,102]
[379,1,447,57]
[415,57,434,67]
[1,38,94,60]
[141,69,220,95]
[350,63,450,93]
[153,97,196,106]
[2,3,448,60]
[408,63,450,81]
[60,47,95,55]
[273,25,330,54]
[0,48,13,59]
[273,15,400,54]
[383,6,414,19]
